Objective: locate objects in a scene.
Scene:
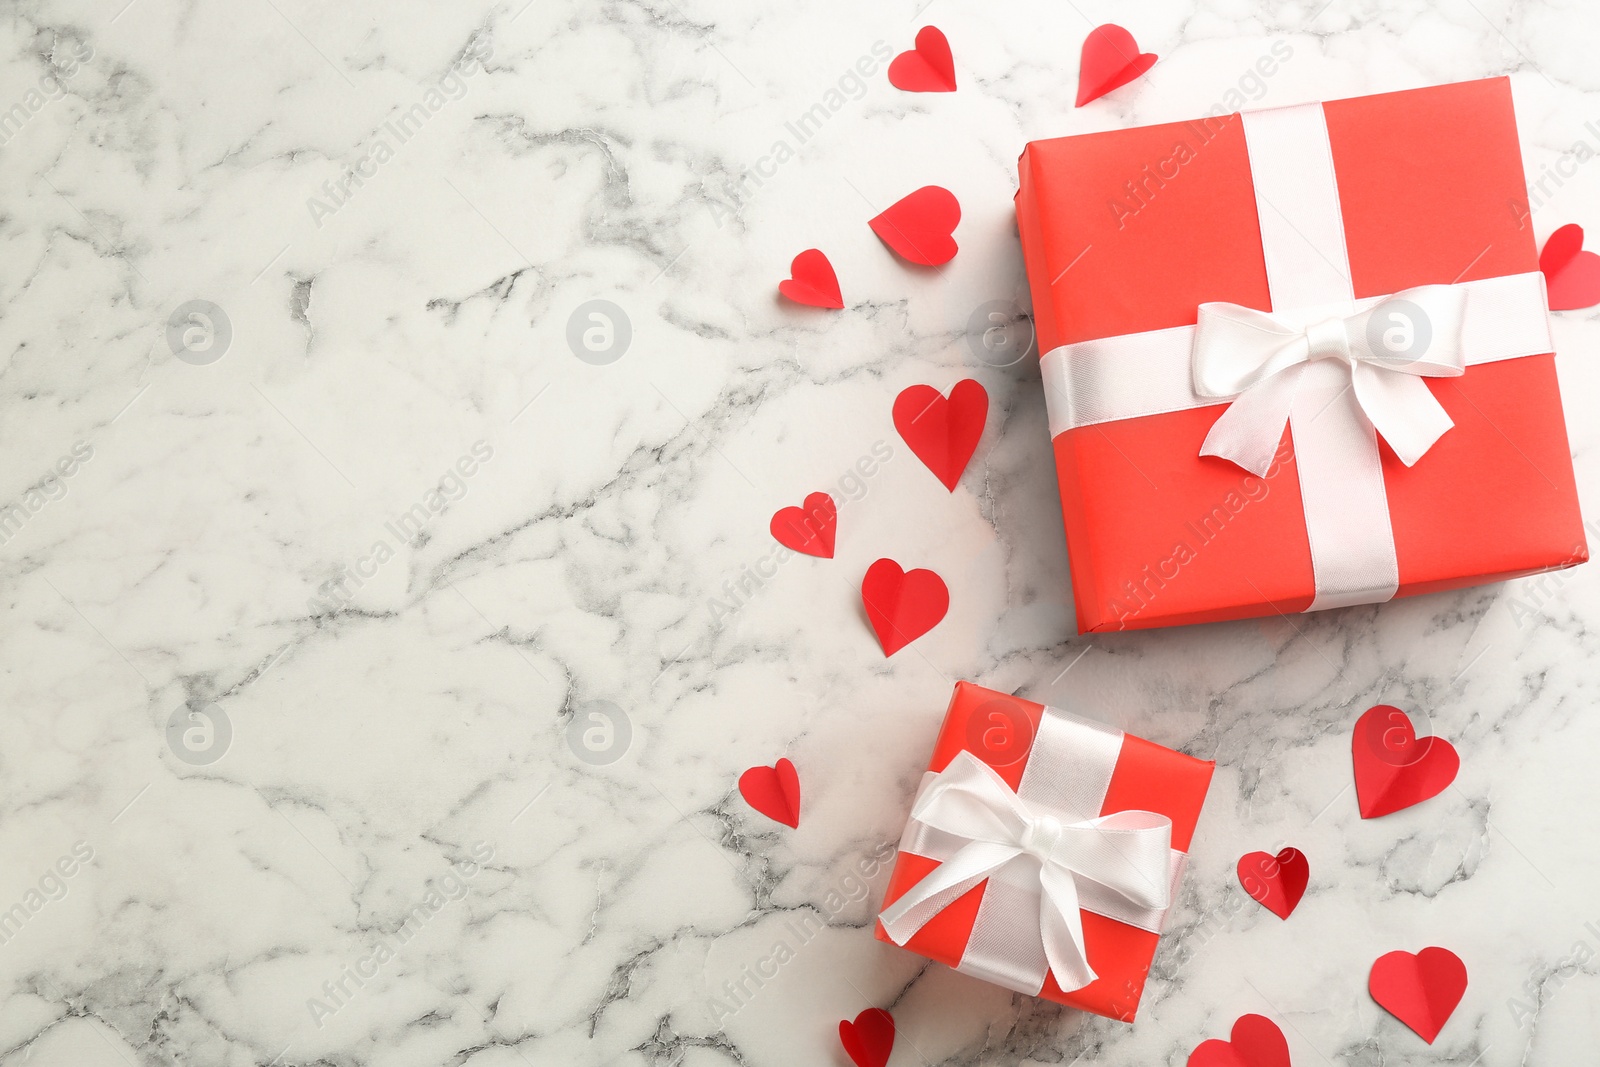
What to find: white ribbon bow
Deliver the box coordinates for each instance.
[1193,285,1469,477]
[878,751,1173,992]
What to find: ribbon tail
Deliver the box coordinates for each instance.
[879,840,1020,947]
[1037,861,1094,990]
[1350,362,1453,466]
[1199,364,1303,476]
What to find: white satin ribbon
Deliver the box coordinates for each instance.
[1040,272,1552,435]
[1193,285,1467,476]
[880,713,1180,994]
[1035,102,1556,612]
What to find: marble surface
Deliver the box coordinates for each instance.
[5,0,1600,1063]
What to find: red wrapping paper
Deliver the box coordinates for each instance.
[875,681,1214,1020]
[1015,77,1587,633]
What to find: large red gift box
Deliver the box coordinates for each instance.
[875,681,1214,1021]
[1015,77,1587,633]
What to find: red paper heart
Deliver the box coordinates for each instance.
[738,758,800,828]
[1370,947,1468,1043]
[778,248,844,309]
[770,492,836,558]
[861,559,948,656]
[893,379,987,490]
[888,26,956,92]
[839,1008,895,1067]
[1351,705,1459,818]
[869,186,960,266]
[1187,1014,1290,1067]
[1236,847,1308,920]
[1076,24,1158,107]
[1539,223,1600,310]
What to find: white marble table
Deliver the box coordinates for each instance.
[4,0,1600,1063]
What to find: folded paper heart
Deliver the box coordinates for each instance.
[1236,847,1308,920]
[778,248,844,309]
[893,379,987,490]
[888,26,956,92]
[869,186,960,266]
[1187,1014,1291,1067]
[860,558,948,656]
[1351,705,1459,818]
[738,758,800,828]
[838,1007,895,1067]
[1369,946,1467,1043]
[1539,223,1600,310]
[1076,24,1158,107]
[769,492,836,558]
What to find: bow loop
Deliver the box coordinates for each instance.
[1045,811,1173,911]
[879,752,1174,994]
[1193,285,1469,475]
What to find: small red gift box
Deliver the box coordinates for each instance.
[875,681,1213,1021]
[1016,77,1587,633]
